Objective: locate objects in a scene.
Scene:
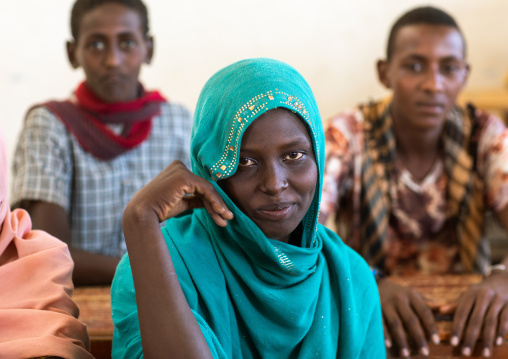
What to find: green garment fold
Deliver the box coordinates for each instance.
[111,58,385,358]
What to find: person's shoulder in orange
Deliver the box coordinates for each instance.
[0,128,93,358]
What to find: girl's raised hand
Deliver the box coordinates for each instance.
[124,161,233,227]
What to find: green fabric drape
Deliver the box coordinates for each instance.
[111,58,385,358]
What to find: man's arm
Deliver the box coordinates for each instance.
[494,206,508,266]
[446,113,508,354]
[23,201,119,286]
[444,206,508,357]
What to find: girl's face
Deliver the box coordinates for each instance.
[220,108,317,244]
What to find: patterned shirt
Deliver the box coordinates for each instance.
[320,104,508,275]
[11,102,192,257]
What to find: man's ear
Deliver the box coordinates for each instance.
[144,35,154,65]
[376,59,391,89]
[463,62,471,86]
[66,41,79,69]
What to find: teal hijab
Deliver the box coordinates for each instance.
[111,58,385,358]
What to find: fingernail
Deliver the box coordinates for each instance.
[432,333,440,344]
[496,336,503,346]
[483,347,491,357]
[462,347,471,356]
[401,348,410,358]
[421,346,429,356]
[451,336,459,346]
[385,339,392,348]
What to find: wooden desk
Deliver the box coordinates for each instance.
[386,275,508,358]
[74,286,114,359]
[74,277,508,359]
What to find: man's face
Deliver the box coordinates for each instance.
[67,2,153,103]
[378,24,469,129]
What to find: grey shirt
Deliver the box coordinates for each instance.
[12,101,192,257]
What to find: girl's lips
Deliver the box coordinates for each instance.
[256,203,295,220]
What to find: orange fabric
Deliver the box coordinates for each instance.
[0,130,93,358]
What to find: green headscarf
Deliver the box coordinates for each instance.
[111,58,385,358]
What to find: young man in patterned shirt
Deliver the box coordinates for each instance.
[320,6,508,358]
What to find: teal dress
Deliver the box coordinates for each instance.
[111,58,386,358]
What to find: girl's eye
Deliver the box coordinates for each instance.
[238,157,256,166]
[285,152,303,161]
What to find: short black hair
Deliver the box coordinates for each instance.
[386,6,465,61]
[70,0,149,41]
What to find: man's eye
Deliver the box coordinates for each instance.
[238,158,256,166]
[285,152,303,161]
[441,64,461,75]
[404,63,423,72]
[88,41,105,51]
[120,39,137,50]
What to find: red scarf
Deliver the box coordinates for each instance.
[39,82,167,161]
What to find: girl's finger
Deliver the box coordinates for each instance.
[202,198,231,227]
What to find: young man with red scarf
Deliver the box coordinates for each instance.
[11,0,192,286]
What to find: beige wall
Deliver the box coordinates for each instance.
[2,0,507,184]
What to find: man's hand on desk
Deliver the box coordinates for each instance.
[438,271,508,357]
[378,279,440,358]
